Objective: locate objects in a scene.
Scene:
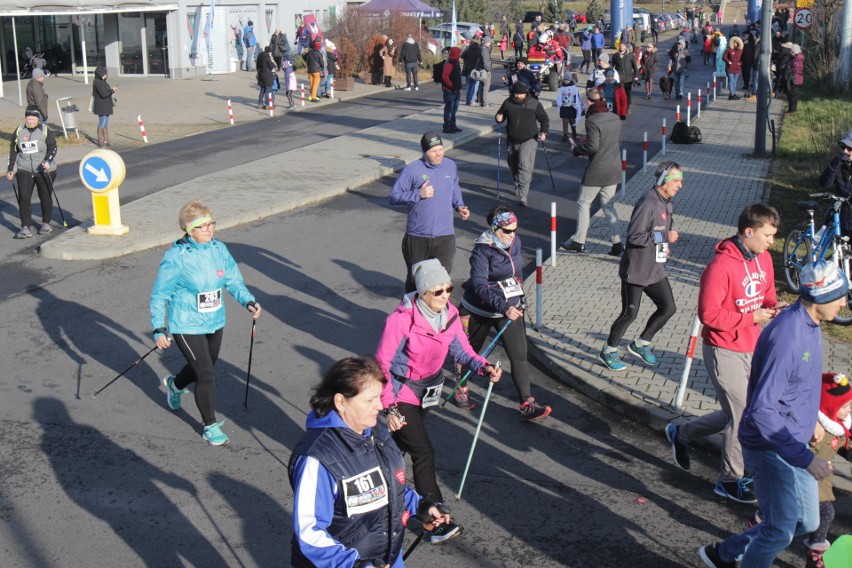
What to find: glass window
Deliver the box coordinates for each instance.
[119,12,143,74]
[145,13,168,76]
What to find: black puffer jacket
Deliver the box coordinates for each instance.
[256,50,276,87]
[495,95,549,143]
[92,65,114,116]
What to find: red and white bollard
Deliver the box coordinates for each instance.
[706,81,711,100]
[268,92,274,117]
[137,114,148,143]
[674,313,702,412]
[662,118,667,156]
[550,202,557,267]
[227,99,234,125]
[300,83,305,107]
[535,248,543,330]
[697,89,702,119]
[676,104,681,123]
[712,74,717,101]
[642,131,648,174]
[687,93,691,127]
[621,149,627,197]
[330,77,335,99]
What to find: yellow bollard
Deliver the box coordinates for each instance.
[78,149,128,235]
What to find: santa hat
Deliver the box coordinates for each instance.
[820,372,852,448]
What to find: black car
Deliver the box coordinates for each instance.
[523,11,543,23]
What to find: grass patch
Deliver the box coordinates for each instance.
[767,83,852,339]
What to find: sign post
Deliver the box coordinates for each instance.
[79,149,128,235]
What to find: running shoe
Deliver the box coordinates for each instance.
[163,375,188,411]
[714,478,757,504]
[203,420,230,446]
[698,543,735,568]
[598,348,627,371]
[454,387,476,411]
[14,226,32,239]
[608,242,625,256]
[628,340,659,366]
[803,537,830,552]
[665,422,691,471]
[426,521,463,544]
[520,397,552,421]
[38,223,53,235]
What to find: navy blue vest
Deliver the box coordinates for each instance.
[289,422,408,567]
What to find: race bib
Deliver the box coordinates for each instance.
[342,466,388,517]
[20,140,38,155]
[497,277,525,299]
[421,382,445,408]
[196,289,222,313]
[655,242,669,263]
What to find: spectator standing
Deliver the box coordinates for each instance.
[6,106,57,239]
[499,32,508,59]
[462,35,482,105]
[234,26,245,70]
[698,261,849,568]
[495,83,549,207]
[741,25,758,96]
[723,36,743,99]
[440,47,463,133]
[579,26,594,73]
[599,161,682,371]
[399,34,422,91]
[320,39,337,98]
[388,132,470,293]
[555,76,583,142]
[92,65,116,147]
[667,204,782,505]
[26,69,48,121]
[641,43,658,99]
[667,37,689,100]
[304,41,324,102]
[512,27,525,58]
[561,90,623,255]
[612,41,639,107]
[243,20,257,72]
[591,26,605,62]
[818,130,852,236]
[714,33,728,79]
[269,28,290,70]
[283,59,297,108]
[255,46,276,109]
[503,57,541,96]
[784,44,804,114]
[476,37,493,107]
[381,38,396,88]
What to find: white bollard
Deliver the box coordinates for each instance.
[697,89,702,119]
[268,92,274,117]
[674,313,702,412]
[137,114,148,143]
[330,77,335,99]
[300,83,305,107]
[676,104,681,123]
[550,202,557,267]
[227,99,234,125]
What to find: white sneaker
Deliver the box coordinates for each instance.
[414,86,419,91]
[404,87,411,91]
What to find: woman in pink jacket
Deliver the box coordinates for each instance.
[375,258,501,545]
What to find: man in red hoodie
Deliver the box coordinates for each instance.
[666,203,785,504]
[441,46,463,134]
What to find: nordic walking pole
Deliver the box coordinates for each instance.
[455,362,500,502]
[10,178,20,204]
[41,170,67,227]
[442,319,512,407]
[403,534,425,561]
[496,124,502,200]
[92,346,158,397]
[243,319,257,409]
[540,138,556,189]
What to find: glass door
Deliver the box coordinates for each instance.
[118,12,143,74]
[145,13,168,77]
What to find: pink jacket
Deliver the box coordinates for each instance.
[376,294,489,407]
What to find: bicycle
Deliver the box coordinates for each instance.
[782,192,852,325]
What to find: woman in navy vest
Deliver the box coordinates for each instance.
[289,356,453,567]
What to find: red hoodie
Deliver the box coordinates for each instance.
[698,237,777,352]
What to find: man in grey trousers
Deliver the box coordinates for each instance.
[476,37,493,107]
[495,82,549,207]
[561,89,623,256]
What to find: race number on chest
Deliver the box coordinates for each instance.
[197,289,222,312]
[342,466,389,516]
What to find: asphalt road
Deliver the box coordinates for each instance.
[1,81,850,567]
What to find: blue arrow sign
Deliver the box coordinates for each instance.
[81,156,112,191]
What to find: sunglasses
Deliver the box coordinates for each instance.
[499,227,517,234]
[427,286,454,296]
[193,221,217,231]
[842,144,852,152]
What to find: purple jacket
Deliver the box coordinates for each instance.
[738,301,823,468]
[376,294,488,407]
[389,157,464,238]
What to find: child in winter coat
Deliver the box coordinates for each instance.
[597,69,628,119]
[804,372,852,568]
[499,33,508,59]
[555,77,584,142]
[283,59,297,108]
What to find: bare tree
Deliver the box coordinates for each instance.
[806,0,843,90]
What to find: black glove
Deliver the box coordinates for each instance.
[572,146,582,157]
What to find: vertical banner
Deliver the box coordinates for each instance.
[205,0,215,71]
[451,0,457,47]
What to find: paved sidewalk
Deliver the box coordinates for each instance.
[523,93,852,487]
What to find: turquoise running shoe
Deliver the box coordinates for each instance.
[628,340,659,366]
[203,420,230,446]
[164,375,189,410]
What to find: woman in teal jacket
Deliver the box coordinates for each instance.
[150,200,262,446]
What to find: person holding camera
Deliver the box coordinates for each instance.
[819,130,852,236]
[457,206,552,421]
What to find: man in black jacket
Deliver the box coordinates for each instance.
[399,34,422,91]
[495,82,549,206]
[612,42,639,106]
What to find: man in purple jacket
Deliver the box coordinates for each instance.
[698,260,849,568]
[389,131,470,293]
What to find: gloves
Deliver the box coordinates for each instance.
[841,150,851,163]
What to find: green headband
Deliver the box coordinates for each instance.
[664,172,683,182]
[185,215,213,233]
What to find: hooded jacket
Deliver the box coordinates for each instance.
[441,47,462,91]
[388,156,464,238]
[149,235,255,337]
[461,230,525,317]
[698,237,777,353]
[289,410,420,568]
[376,294,488,407]
[92,66,114,116]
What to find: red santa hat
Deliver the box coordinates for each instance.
[821,373,852,423]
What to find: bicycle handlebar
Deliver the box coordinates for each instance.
[809,192,849,202]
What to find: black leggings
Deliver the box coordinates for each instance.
[461,309,531,403]
[15,170,54,227]
[581,49,592,71]
[810,500,835,544]
[173,329,224,425]
[607,278,677,347]
[392,403,442,503]
[401,233,456,293]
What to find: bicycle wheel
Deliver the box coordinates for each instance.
[783,229,811,293]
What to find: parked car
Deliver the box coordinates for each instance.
[428,22,483,38]
[427,26,471,56]
[523,11,543,23]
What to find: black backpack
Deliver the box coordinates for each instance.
[671,120,702,144]
[433,60,445,83]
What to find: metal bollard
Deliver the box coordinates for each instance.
[550,202,556,267]
[535,248,543,330]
